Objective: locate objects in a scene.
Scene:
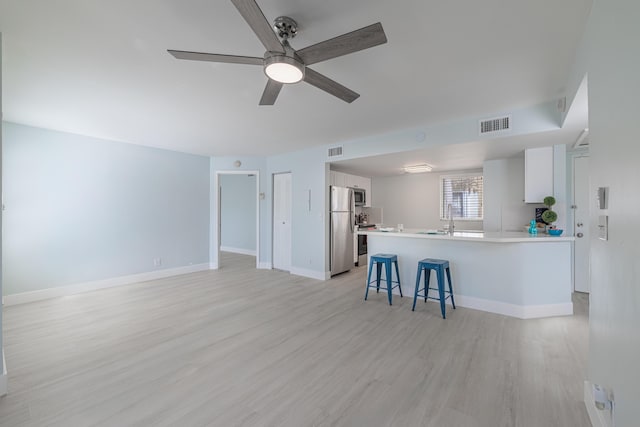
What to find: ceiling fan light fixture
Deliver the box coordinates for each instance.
[403,164,433,174]
[264,55,304,84]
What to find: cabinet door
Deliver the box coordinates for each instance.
[343,172,356,188]
[331,171,347,187]
[351,175,366,189]
[349,174,360,188]
[524,147,553,203]
[362,177,372,206]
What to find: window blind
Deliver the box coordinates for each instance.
[440,174,484,220]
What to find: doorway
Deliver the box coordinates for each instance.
[214,171,260,269]
[272,172,292,271]
[572,156,590,293]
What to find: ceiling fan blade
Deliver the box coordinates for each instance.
[168,50,263,65]
[230,0,284,53]
[303,68,360,103]
[259,79,283,105]
[296,22,387,66]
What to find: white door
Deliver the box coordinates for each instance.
[273,173,292,271]
[573,156,590,293]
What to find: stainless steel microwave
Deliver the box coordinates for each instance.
[352,188,366,206]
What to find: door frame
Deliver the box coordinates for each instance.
[272,171,292,272]
[571,154,590,292]
[213,170,260,269]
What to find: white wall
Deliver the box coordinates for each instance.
[484,157,527,232]
[2,122,210,295]
[0,32,6,396]
[371,170,483,230]
[579,1,640,425]
[267,146,328,279]
[220,174,256,254]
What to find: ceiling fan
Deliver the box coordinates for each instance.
[168,0,387,105]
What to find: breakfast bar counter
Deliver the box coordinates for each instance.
[357,229,574,319]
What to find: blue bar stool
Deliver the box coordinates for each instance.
[365,254,402,305]
[412,258,456,318]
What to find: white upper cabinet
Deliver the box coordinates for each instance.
[329,171,372,206]
[349,175,366,189]
[330,171,347,187]
[524,147,554,203]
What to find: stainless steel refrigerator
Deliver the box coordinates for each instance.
[330,186,355,276]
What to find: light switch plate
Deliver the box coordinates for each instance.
[598,215,608,241]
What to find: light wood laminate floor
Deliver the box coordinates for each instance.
[1,253,590,426]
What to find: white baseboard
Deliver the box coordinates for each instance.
[584,380,613,427]
[390,288,573,319]
[289,267,329,281]
[209,262,219,270]
[258,262,272,270]
[0,349,7,397]
[3,263,211,306]
[455,295,573,319]
[219,246,257,256]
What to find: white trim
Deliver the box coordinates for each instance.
[519,302,574,319]
[584,381,613,427]
[258,262,272,270]
[396,291,573,319]
[219,246,257,256]
[214,170,261,270]
[289,267,328,281]
[209,262,219,270]
[445,295,572,319]
[3,263,211,306]
[0,349,8,397]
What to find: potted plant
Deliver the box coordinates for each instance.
[541,196,558,231]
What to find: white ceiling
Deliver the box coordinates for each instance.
[0,0,592,157]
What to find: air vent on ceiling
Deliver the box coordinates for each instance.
[328,146,344,158]
[479,116,511,134]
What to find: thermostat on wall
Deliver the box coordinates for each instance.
[596,187,608,209]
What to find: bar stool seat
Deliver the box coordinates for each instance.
[412,258,456,318]
[365,254,402,305]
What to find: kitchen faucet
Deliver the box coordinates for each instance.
[448,203,455,235]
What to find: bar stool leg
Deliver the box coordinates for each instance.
[384,260,393,305]
[376,262,382,293]
[437,266,446,319]
[394,259,403,297]
[365,257,374,301]
[446,266,456,309]
[412,266,422,311]
[424,268,431,302]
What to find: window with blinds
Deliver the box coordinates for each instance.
[440,174,484,220]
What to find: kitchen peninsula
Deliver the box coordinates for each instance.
[357,229,574,319]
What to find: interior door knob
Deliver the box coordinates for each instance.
[577,222,583,227]
[577,232,584,238]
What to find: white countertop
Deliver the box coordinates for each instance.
[357,228,574,243]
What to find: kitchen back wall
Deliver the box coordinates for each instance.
[370,169,483,231]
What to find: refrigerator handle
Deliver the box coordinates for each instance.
[349,190,354,233]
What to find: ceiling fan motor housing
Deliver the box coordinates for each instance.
[273,16,298,40]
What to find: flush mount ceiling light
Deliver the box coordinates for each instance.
[264,51,304,83]
[403,164,433,174]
